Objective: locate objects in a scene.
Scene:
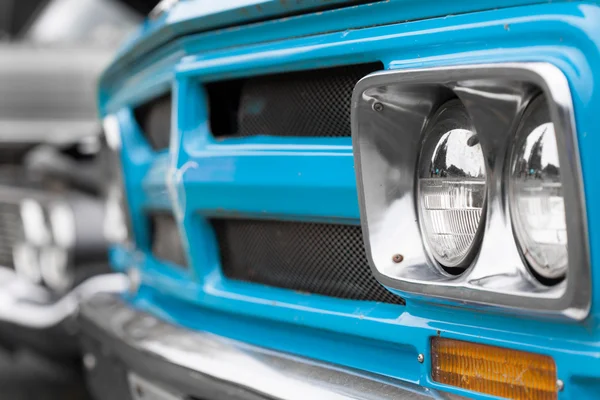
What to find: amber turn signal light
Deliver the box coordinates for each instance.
[431,337,557,399]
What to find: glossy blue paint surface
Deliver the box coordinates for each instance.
[104,0,571,98]
[104,1,600,399]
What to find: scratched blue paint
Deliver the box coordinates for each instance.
[104,1,600,399]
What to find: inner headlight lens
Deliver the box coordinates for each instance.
[418,100,486,271]
[510,97,567,281]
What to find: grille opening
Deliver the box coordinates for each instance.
[206,62,383,139]
[133,92,172,150]
[205,79,244,138]
[149,212,187,268]
[211,218,404,305]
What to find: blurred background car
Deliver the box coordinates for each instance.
[0,0,156,397]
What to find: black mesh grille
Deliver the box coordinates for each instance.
[212,219,404,305]
[208,62,383,138]
[134,93,171,150]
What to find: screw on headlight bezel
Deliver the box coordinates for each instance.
[352,63,589,319]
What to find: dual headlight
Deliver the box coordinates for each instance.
[353,63,588,319]
[16,199,73,290]
[15,197,105,292]
[418,96,566,282]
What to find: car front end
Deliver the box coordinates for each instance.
[83,1,600,399]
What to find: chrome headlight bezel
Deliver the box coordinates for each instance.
[351,63,589,319]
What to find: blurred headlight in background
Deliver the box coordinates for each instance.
[39,246,72,292]
[13,243,42,284]
[15,199,48,284]
[19,199,51,247]
[15,196,107,292]
[48,202,76,249]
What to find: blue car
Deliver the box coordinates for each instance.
[82,1,600,399]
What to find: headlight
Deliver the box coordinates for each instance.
[509,96,567,282]
[352,63,589,319]
[418,100,486,271]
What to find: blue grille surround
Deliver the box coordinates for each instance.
[105,2,600,399]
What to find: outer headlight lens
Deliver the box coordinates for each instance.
[418,100,486,271]
[509,97,567,282]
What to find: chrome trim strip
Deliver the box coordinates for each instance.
[0,268,127,329]
[80,293,457,400]
[351,62,589,319]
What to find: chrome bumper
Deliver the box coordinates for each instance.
[0,267,127,356]
[79,293,457,400]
